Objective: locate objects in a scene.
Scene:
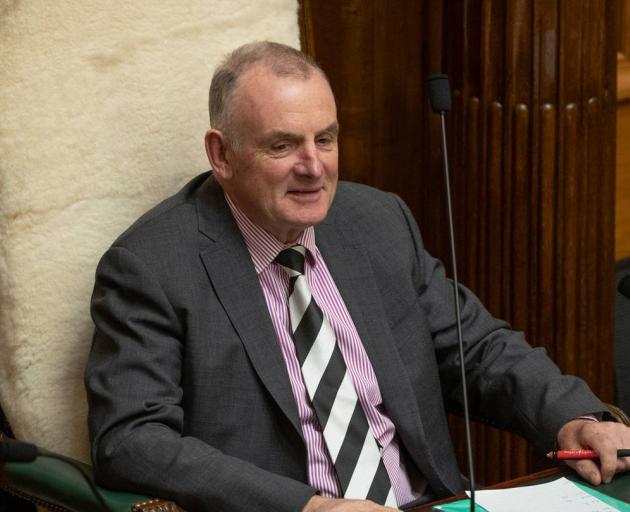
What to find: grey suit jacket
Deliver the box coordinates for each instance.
[85,172,605,512]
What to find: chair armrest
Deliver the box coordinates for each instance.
[0,453,184,512]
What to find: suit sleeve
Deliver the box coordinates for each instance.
[85,245,316,512]
[391,195,607,451]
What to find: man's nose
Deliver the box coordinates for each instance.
[294,142,323,177]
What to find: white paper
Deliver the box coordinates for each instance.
[465,477,617,512]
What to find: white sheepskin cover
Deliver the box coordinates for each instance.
[0,0,300,462]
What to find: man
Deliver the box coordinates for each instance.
[85,42,630,512]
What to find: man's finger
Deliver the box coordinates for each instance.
[599,450,618,484]
[580,427,618,484]
[617,456,630,473]
[566,459,602,485]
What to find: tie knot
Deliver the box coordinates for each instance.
[275,245,306,275]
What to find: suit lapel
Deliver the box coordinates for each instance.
[315,214,453,494]
[195,178,303,438]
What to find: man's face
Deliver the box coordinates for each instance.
[217,65,339,243]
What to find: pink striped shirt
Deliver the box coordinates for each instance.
[225,194,424,506]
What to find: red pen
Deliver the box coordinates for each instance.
[547,449,630,460]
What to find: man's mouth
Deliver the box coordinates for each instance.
[287,187,324,200]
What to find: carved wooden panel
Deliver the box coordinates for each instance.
[443,0,617,482]
[618,102,630,260]
[300,0,616,486]
[617,0,630,260]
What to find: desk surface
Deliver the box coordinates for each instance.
[410,467,630,511]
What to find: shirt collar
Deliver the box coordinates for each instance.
[225,192,317,274]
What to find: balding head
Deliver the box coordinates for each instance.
[209,41,330,146]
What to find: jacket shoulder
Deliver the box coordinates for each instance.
[331,180,409,225]
[111,172,211,249]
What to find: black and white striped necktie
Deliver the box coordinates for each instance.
[275,245,396,506]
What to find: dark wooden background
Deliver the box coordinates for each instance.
[299,0,617,486]
[617,0,630,260]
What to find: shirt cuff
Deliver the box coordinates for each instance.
[575,414,600,422]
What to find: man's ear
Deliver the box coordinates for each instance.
[205,129,232,180]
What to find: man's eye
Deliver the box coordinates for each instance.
[271,143,289,152]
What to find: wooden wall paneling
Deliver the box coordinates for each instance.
[618,102,630,260]
[597,0,616,394]
[444,0,521,484]
[445,0,616,484]
[559,102,579,370]
[557,1,584,377]
[539,104,556,358]
[299,0,616,488]
[617,0,630,261]
[598,0,617,394]
[533,0,561,372]
[463,97,482,290]
[621,0,630,57]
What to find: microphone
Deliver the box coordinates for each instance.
[0,440,111,512]
[426,74,476,512]
[619,275,630,300]
[427,74,452,113]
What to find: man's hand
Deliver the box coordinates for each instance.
[302,495,400,512]
[557,418,630,485]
